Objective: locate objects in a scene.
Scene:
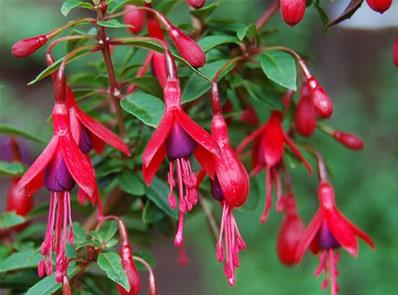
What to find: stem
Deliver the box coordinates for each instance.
[47,35,95,56]
[48,18,96,39]
[304,145,328,182]
[133,256,158,295]
[256,0,280,30]
[261,46,312,79]
[10,137,21,162]
[96,3,126,136]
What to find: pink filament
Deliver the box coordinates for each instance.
[39,191,73,283]
[217,203,246,286]
[168,158,198,247]
[314,250,340,295]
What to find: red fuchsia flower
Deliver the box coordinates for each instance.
[239,105,260,127]
[280,0,306,26]
[366,0,392,13]
[305,77,333,119]
[142,78,219,246]
[19,101,97,283]
[124,5,145,34]
[393,34,398,68]
[295,84,318,137]
[12,34,48,57]
[332,130,364,150]
[295,181,375,295]
[277,193,305,266]
[236,110,312,223]
[186,0,206,8]
[210,109,249,286]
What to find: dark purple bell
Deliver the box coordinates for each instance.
[318,221,340,250]
[211,177,224,201]
[45,152,75,192]
[166,122,197,160]
[79,126,93,154]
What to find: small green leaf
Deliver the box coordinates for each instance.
[147,177,178,219]
[25,263,79,295]
[260,51,297,90]
[0,212,26,230]
[0,250,41,273]
[118,171,146,196]
[121,91,164,128]
[61,0,94,16]
[90,220,118,244]
[97,19,131,29]
[190,2,219,20]
[0,161,25,176]
[142,202,165,224]
[236,23,257,41]
[198,35,238,52]
[97,252,130,291]
[0,124,45,143]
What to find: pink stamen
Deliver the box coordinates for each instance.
[274,170,283,212]
[174,212,185,247]
[314,250,340,295]
[178,241,188,266]
[167,161,177,209]
[329,250,339,295]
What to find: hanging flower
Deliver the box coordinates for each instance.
[295,181,375,294]
[366,0,392,13]
[124,5,145,34]
[142,78,219,246]
[186,0,205,9]
[280,0,306,26]
[210,111,249,286]
[305,77,333,119]
[295,84,317,137]
[237,110,312,223]
[19,102,97,282]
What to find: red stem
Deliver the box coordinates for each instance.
[256,0,280,30]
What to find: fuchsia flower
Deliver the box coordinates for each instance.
[276,193,304,266]
[393,34,398,68]
[210,110,249,286]
[280,0,306,26]
[295,181,375,295]
[366,0,392,13]
[295,84,317,137]
[237,110,312,223]
[124,5,145,34]
[305,76,334,119]
[12,34,48,57]
[332,130,364,150]
[19,102,97,282]
[142,78,219,246]
[186,0,206,9]
[239,106,260,127]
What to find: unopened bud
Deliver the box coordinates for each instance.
[124,5,145,34]
[306,77,333,118]
[186,0,205,8]
[366,0,392,13]
[333,130,364,150]
[12,35,48,57]
[280,0,306,26]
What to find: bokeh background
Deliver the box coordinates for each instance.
[1,0,398,294]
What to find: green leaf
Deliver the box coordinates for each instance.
[236,23,257,41]
[97,19,131,29]
[90,220,118,244]
[260,51,297,90]
[182,59,234,103]
[147,177,178,219]
[198,35,238,52]
[0,161,25,176]
[61,0,94,16]
[142,202,165,224]
[118,171,146,196]
[97,252,130,291]
[25,262,79,295]
[0,250,41,273]
[0,124,45,143]
[190,2,219,20]
[0,212,26,230]
[121,91,164,128]
[28,47,94,85]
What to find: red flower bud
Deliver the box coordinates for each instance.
[366,0,392,13]
[186,0,205,8]
[332,130,364,150]
[280,0,306,26]
[151,53,167,87]
[147,14,165,40]
[6,177,33,232]
[306,77,333,118]
[167,24,206,67]
[393,34,398,68]
[118,243,140,295]
[295,85,317,137]
[239,106,259,126]
[12,34,48,58]
[124,5,145,34]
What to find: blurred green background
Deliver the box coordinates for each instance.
[1,1,398,294]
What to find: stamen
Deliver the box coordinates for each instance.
[174,212,185,247]
[167,161,177,209]
[275,170,283,212]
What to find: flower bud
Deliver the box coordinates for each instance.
[393,34,398,68]
[306,77,333,118]
[12,35,48,57]
[118,244,140,295]
[295,85,317,137]
[280,0,306,26]
[124,5,145,34]
[366,0,392,13]
[239,106,259,126]
[186,0,205,8]
[332,130,364,150]
[277,214,304,265]
[151,53,167,87]
[147,14,165,39]
[167,24,206,67]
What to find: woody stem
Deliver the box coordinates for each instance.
[256,0,280,30]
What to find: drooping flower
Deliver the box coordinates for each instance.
[210,110,249,286]
[295,84,317,137]
[186,0,206,9]
[305,77,333,118]
[124,5,145,34]
[239,105,260,127]
[295,181,375,295]
[332,130,364,150]
[366,0,392,13]
[276,193,305,266]
[19,102,97,282]
[142,78,219,246]
[12,34,48,57]
[280,0,306,26]
[236,110,312,223]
